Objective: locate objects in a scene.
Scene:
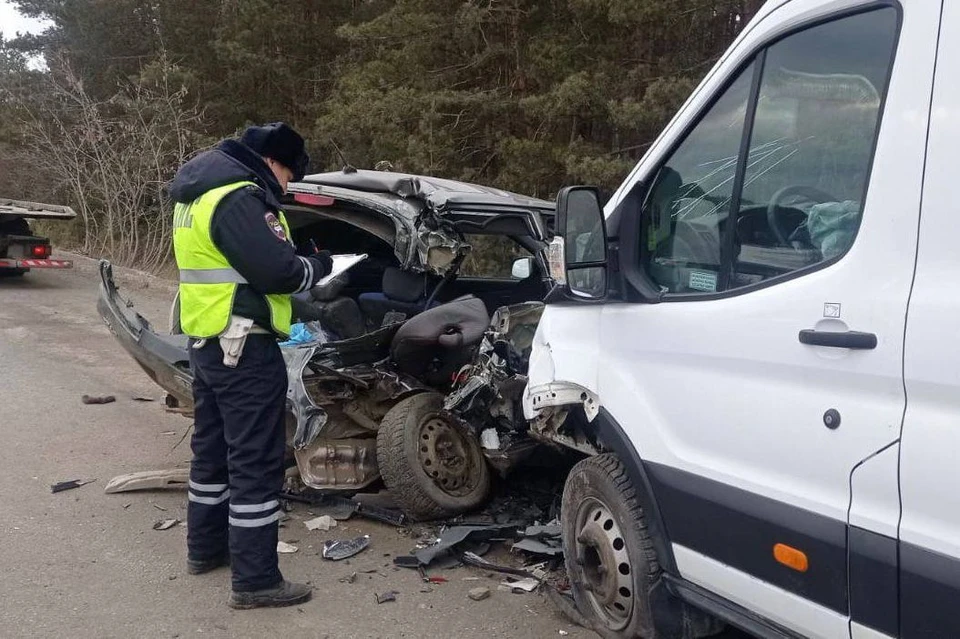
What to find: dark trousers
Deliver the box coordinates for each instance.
[187,334,287,592]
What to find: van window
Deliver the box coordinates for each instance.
[638,8,898,295]
[641,63,755,294]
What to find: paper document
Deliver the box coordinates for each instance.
[316,253,367,287]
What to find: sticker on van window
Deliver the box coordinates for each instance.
[689,270,718,292]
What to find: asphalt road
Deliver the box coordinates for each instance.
[0,258,593,639]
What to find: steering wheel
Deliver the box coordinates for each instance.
[766,185,838,247]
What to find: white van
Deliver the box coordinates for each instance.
[522,1,957,637]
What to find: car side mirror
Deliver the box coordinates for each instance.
[511,256,534,280]
[552,186,608,300]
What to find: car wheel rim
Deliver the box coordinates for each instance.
[417,413,480,497]
[574,497,635,630]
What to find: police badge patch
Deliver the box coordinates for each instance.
[264,212,287,240]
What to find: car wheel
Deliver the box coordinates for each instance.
[377,392,491,521]
[562,454,723,638]
[0,268,27,277]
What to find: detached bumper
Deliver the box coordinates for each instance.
[96,259,194,408]
[0,258,73,269]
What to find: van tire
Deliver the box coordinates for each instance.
[377,392,490,521]
[561,454,723,638]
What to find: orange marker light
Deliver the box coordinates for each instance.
[773,543,808,573]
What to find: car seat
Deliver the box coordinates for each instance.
[389,295,489,387]
[292,273,366,339]
[358,266,433,327]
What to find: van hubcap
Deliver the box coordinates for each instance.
[575,498,634,630]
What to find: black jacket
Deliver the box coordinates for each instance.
[169,139,323,333]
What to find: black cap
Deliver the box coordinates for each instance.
[240,122,310,182]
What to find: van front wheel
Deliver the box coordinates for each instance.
[561,454,723,638]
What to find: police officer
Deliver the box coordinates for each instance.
[168,123,331,609]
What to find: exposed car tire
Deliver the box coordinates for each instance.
[561,454,723,639]
[0,269,27,277]
[377,392,491,521]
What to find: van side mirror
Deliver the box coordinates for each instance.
[554,186,608,300]
[511,256,534,280]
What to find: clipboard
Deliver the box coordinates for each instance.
[316,253,368,287]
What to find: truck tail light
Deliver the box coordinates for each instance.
[31,244,51,259]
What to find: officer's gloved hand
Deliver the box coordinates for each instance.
[307,250,334,284]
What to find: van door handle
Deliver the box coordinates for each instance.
[798,329,877,350]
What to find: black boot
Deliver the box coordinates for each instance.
[228,580,312,610]
[187,553,230,575]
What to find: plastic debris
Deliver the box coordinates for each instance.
[512,522,563,557]
[81,395,116,405]
[400,524,519,568]
[559,631,570,636]
[322,535,371,561]
[468,586,491,601]
[461,552,535,578]
[502,577,541,593]
[153,519,180,531]
[305,515,337,531]
[50,479,95,494]
[277,541,299,554]
[512,538,563,557]
[375,590,398,604]
[339,572,358,584]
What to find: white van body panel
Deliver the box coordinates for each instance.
[526,0,950,635]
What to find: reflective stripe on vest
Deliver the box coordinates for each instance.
[178,268,248,284]
[172,180,293,338]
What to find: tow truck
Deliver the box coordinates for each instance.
[0,198,76,276]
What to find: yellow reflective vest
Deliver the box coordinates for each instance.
[172,180,293,338]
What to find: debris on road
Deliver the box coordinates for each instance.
[501,577,541,593]
[304,515,337,531]
[322,535,370,561]
[375,590,398,604]
[81,394,116,405]
[151,503,167,512]
[468,586,491,601]
[338,572,358,584]
[511,521,563,557]
[132,396,156,402]
[50,479,95,494]
[152,518,180,531]
[277,541,299,554]
[280,491,403,526]
[403,524,518,568]
[104,468,189,494]
[512,537,563,557]
[461,552,535,579]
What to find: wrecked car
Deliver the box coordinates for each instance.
[98,169,554,520]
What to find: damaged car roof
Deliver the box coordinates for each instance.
[297,169,555,215]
